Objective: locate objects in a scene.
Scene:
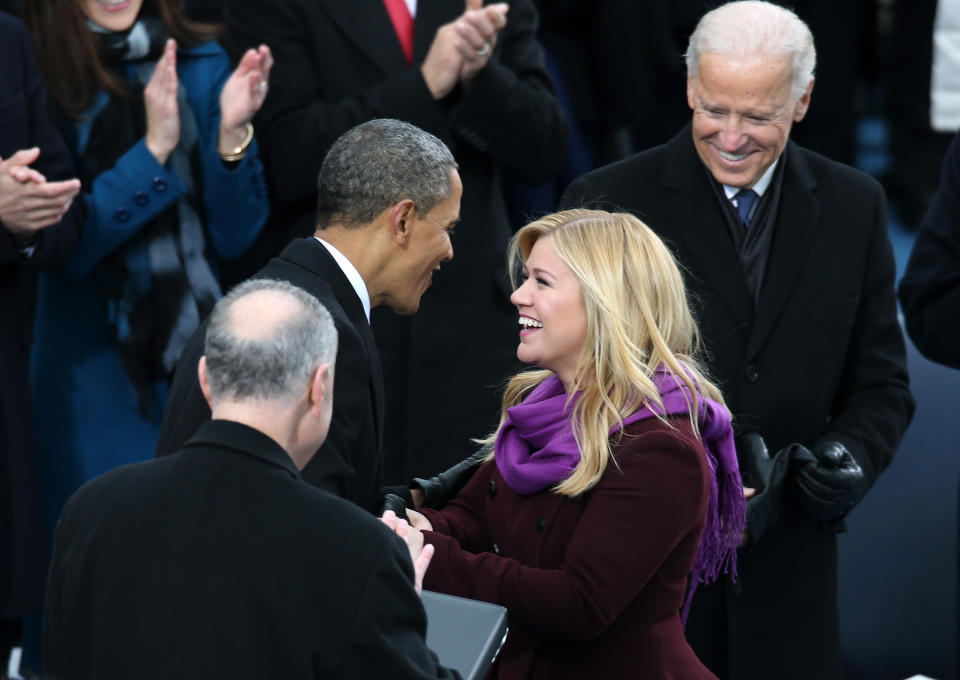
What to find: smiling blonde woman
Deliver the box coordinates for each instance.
[407,209,746,679]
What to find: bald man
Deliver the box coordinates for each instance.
[43,278,457,680]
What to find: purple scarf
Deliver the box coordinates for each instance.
[494,370,745,621]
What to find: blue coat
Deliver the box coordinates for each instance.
[30,40,268,535]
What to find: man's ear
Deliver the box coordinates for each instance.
[308,363,329,417]
[793,78,814,122]
[388,199,417,245]
[198,356,214,410]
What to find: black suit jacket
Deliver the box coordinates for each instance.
[44,419,458,679]
[562,126,915,680]
[0,11,84,619]
[219,0,568,480]
[899,129,960,369]
[156,238,386,513]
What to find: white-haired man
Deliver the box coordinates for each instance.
[563,2,914,678]
[43,279,457,679]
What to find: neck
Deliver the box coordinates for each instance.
[316,225,389,306]
[211,400,311,469]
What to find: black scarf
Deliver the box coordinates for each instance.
[78,15,221,417]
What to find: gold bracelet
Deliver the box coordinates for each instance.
[219,121,254,162]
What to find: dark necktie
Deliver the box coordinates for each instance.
[734,188,758,229]
[382,0,414,66]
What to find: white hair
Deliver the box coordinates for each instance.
[685,1,816,102]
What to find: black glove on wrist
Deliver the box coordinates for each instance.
[412,444,491,510]
[791,440,865,522]
[381,493,409,521]
[738,432,794,544]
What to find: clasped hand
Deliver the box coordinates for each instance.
[144,38,274,164]
[421,0,509,99]
[0,148,80,245]
[380,510,434,593]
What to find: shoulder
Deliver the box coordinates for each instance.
[792,143,883,198]
[611,417,709,485]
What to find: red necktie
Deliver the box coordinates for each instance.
[382,0,414,66]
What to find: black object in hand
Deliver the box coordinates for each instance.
[791,440,865,522]
[738,432,794,544]
[413,444,491,509]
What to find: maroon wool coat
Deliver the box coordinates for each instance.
[421,416,718,679]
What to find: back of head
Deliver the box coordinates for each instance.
[503,209,724,496]
[315,118,457,229]
[685,0,816,101]
[204,279,337,406]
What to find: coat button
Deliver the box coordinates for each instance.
[744,364,759,382]
[535,516,545,532]
[729,578,744,595]
[114,207,131,223]
[488,480,497,497]
[133,190,149,206]
[492,543,501,555]
[152,177,168,192]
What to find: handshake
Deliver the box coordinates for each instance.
[739,432,867,544]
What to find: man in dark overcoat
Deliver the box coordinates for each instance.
[561,2,914,678]
[0,10,83,665]
[43,278,458,679]
[156,119,461,514]
[218,0,568,481]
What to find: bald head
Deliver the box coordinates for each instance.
[203,279,337,406]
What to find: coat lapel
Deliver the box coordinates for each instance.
[746,143,821,357]
[662,128,754,327]
[322,0,408,76]
[278,239,385,447]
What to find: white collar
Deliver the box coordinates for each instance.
[314,237,371,323]
[722,157,780,200]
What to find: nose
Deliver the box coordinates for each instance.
[717,116,745,150]
[442,235,453,262]
[510,277,531,307]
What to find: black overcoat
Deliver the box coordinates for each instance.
[44,419,458,679]
[562,126,915,680]
[0,11,84,618]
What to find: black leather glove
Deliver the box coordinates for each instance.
[791,440,865,522]
[381,493,409,521]
[738,432,795,544]
[412,444,491,510]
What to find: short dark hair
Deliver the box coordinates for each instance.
[204,279,337,403]
[315,119,457,229]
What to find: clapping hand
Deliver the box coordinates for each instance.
[0,148,81,246]
[454,0,508,83]
[421,0,509,99]
[218,44,273,155]
[144,39,180,164]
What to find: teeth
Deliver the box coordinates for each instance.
[519,317,542,328]
[718,149,748,161]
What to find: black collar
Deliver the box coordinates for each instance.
[181,420,302,480]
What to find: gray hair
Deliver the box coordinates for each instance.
[204,278,338,403]
[685,1,816,102]
[316,119,458,229]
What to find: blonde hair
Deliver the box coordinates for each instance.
[488,209,726,497]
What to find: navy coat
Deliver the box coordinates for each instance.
[0,11,84,618]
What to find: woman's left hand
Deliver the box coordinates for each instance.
[405,508,434,533]
[218,44,273,152]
